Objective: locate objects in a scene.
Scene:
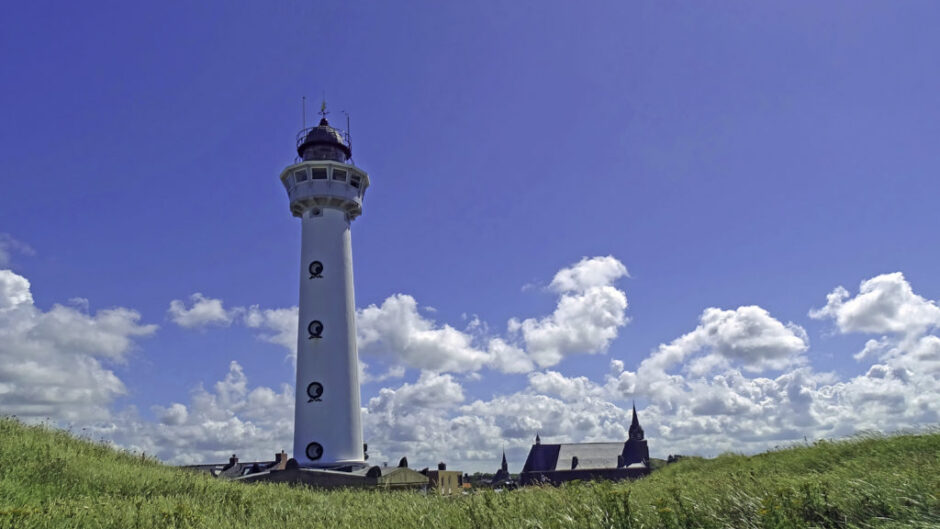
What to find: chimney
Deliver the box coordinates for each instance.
[273,451,288,470]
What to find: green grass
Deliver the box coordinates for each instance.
[0,418,937,528]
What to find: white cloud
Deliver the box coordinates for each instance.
[614,305,810,415]
[696,306,809,369]
[168,293,236,328]
[549,255,629,293]
[358,294,492,373]
[108,361,295,464]
[0,269,32,310]
[359,360,406,384]
[165,294,298,357]
[527,370,609,401]
[362,371,470,465]
[242,305,298,357]
[158,403,188,425]
[354,256,631,373]
[810,272,940,336]
[510,284,628,368]
[0,234,34,267]
[485,338,534,374]
[0,269,156,422]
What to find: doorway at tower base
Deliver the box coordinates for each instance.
[235,465,429,490]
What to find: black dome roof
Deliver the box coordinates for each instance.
[297,118,350,158]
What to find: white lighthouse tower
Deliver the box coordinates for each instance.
[279,103,370,468]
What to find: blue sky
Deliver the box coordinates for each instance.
[1,1,939,471]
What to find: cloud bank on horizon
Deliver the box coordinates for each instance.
[1,255,938,470]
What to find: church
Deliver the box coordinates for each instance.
[519,404,651,485]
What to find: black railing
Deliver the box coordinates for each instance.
[295,126,351,151]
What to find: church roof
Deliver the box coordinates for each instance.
[557,443,624,470]
[523,442,625,472]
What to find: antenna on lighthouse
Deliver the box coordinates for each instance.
[342,110,351,153]
[302,96,307,130]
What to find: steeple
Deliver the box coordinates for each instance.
[535,432,541,445]
[629,402,645,441]
[501,450,508,472]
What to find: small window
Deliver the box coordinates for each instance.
[332,169,347,182]
[311,168,328,180]
[350,175,361,189]
[294,169,307,182]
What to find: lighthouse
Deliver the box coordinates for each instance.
[279,104,369,468]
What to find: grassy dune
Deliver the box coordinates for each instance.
[0,418,937,528]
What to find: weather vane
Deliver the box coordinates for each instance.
[319,97,329,120]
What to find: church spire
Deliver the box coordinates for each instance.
[535,432,541,445]
[501,450,508,472]
[629,401,645,441]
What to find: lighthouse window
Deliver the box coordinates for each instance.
[311,168,328,180]
[350,175,361,188]
[332,169,347,182]
[293,169,307,182]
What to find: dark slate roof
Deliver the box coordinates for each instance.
[522,443,561,472]
[556,443,624,470]
[523,442,627,472]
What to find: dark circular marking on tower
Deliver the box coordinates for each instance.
[308,320,323,339]
[306,382,323,402]
[305,442,323,461]
[308,261,323,279]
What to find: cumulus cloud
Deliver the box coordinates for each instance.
[363,370,481,465]
[168,293,236,328]
[0,269,32,310]
[0,269,156,422]
[632,305,809,409]
[549,255,629,293]
[242,305,298,356]
[165,296,298,360]
[810,272,940,336]
[97,361,296,464]
[509,283,628,368]
[485,338,534,374]
[358,295,492,373]
[159,403,188,425]
[509,256,630,367]
[359,361,406,384]
[355,256,631,373]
